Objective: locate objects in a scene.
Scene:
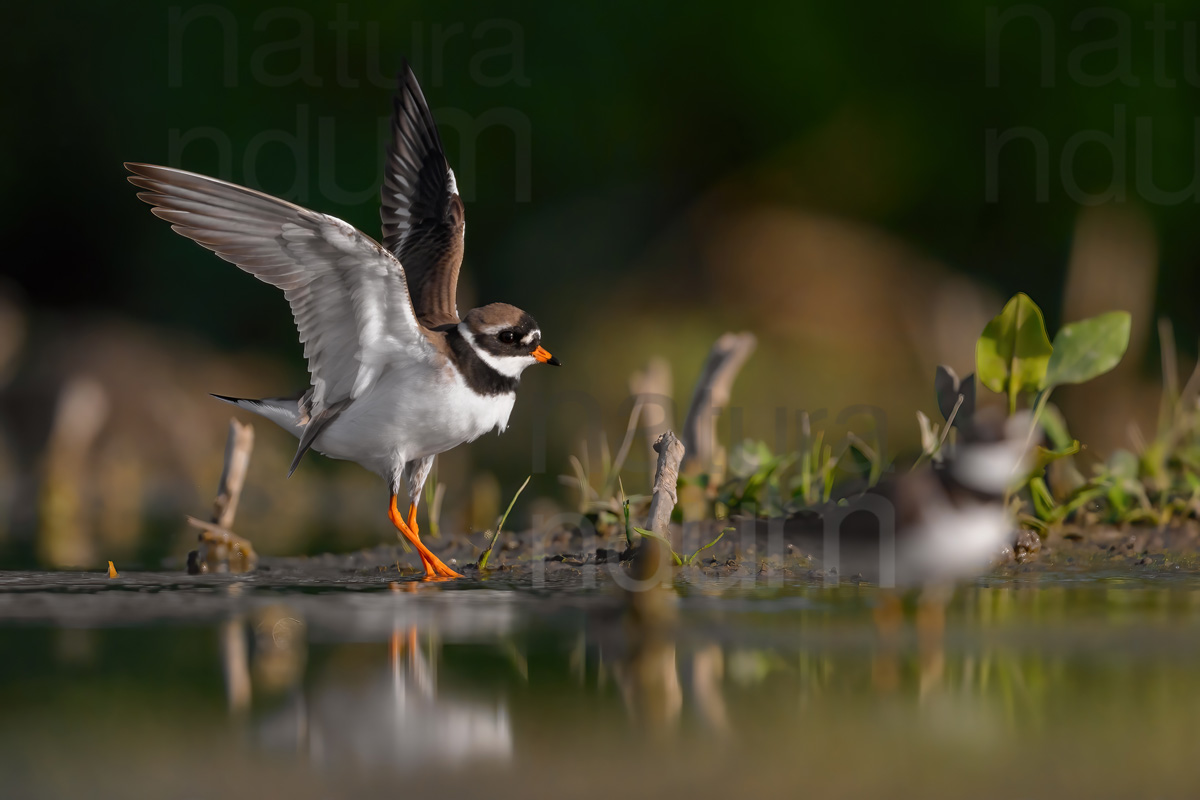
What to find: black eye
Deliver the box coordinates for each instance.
[498,330,516,344]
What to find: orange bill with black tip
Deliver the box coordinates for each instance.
[531,346,560,366]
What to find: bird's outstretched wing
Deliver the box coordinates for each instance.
[380,61,465,328]
[127,162,436,418]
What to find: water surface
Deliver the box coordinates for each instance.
[2,568,1199,799]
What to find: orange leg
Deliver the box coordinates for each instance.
[388,494,463,579]
[389,627,403,664]
[405,500,462,578]
[403,505,447,578]
[389,626,420,667]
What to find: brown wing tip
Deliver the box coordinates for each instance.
[125,162,180,192]
[396,57,420,91]
[124,162,159,178]
[126,162,152,189]
[124,162,212,186]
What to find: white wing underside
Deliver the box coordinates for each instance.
[126,163,435,414]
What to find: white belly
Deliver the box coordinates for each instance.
[310,363,516,476]
[898,502,1013,585]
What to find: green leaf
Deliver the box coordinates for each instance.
[1024,440,1081,484]
[1044,311,1131,388]
[1029,477,1057,520]
[684,527,730,565]
[846,443,873,480]
[1107,484,1132,517]
[1060,484,1106,518]
[975,293,1053,412]
[1038,402,1074,451]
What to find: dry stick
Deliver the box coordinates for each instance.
[677,333,756,522]
[184,516,244,538]
[187,419,257,574]
[208,419,256,712]
[681,332,757,479]
[220,616,252,712]
[646,431,685,541]
[213,419,255,529]
[632,432,685,584]
[628,431,685,624]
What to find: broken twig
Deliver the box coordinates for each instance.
[681,332,757,476]
[187,419,257,574]
[646,431,685,543]
[627,431,685,623]
[679,332,756,518]
[213,418,254,529]
[631,431,685,589]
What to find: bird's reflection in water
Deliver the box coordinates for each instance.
[217,582,1061,775]
[251,617,512,772]
[870,588,949,697]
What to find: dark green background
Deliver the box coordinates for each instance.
[5,1,1199,354]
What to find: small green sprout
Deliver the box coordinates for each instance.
[619,477,635,549]
[478,475,531,571]
[632,526,730,567]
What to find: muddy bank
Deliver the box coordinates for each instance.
[247,518,1200,586]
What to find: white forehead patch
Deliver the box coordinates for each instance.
[521,329,540,346]
[447,168,459,196]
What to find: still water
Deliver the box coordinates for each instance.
[2,569,1199,799]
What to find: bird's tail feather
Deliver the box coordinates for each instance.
[212,394,343,478]
[211,394,304,435]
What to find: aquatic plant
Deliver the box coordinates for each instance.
[959,293,1133,529]
[975,292,1131,425]
[1058,320,1200,529]
[550,307,1200,550]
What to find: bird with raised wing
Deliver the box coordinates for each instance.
[126,63,558,579]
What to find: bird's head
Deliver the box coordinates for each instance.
[459,303,560,377]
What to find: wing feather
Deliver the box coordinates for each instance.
[126,162,433,413]
[380,61,465,328]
